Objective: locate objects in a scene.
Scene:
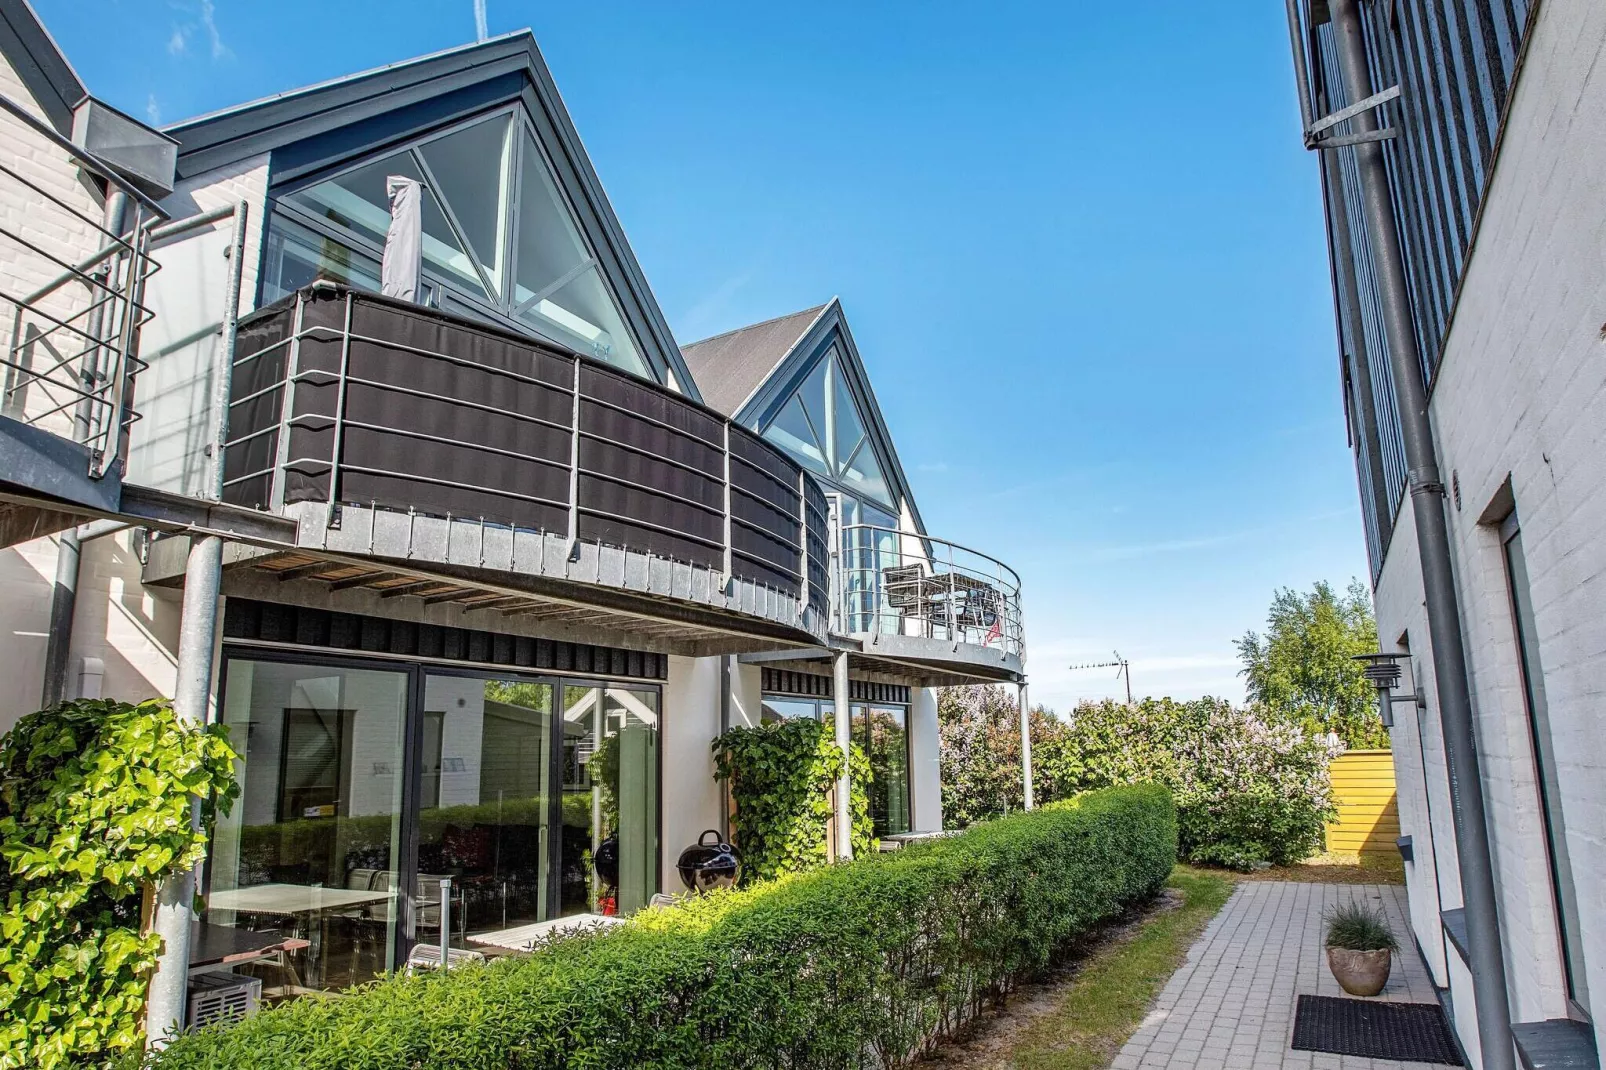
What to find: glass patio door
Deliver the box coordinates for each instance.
[206,658,409,995]
[418,674,553,953]
[559,684,660,917]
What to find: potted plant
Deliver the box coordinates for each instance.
[1325,901,1398,996]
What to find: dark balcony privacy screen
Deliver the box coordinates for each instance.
[226,286,826,607]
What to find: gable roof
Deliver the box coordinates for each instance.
[688,299,927,537]
[679,303,827,418]
[0,0,86,135]
[162,30,702,402]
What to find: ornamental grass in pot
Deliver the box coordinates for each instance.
[1325,901,1398,996]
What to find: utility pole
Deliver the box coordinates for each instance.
[1069,652,1132,705]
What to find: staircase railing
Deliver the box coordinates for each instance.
[0,92,166,479]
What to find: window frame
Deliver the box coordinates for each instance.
[1499,512,1591,1021]
[263,103,654,380]
[212,643,664,976]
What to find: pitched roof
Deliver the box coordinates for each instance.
[1,0,87,135]
[678,304,828,417]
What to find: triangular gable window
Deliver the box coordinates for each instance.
[278,112,648,378]
[761,343,897,508]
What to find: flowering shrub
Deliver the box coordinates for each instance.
[1049,697,1340,868]
[939,687,1339,868]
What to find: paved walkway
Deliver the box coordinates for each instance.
[1113,881,1444,1070]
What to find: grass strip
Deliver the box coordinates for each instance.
[1006,865,1235,1070]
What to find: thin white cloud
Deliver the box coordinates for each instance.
[169,1,230,62]
[916,461,950,473]
[200,0,230,59]
[677,269,756,342]
[473,0,489,42]
[146,94,162,125]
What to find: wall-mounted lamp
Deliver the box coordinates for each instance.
[1352,652,1426,728]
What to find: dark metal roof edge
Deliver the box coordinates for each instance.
[0,0,87,135]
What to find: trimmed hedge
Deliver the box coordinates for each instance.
[147,785,1176,1070]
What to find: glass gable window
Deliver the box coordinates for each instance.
[267,109,650,379]
[760,345,898,510]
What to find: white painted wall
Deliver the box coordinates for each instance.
[661,655,724,884]
[0,48,111,731]
[1366,0,1606,1052]
[910,686,943,832]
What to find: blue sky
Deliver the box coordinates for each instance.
[36,1,1368,712]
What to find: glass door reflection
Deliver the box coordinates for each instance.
[206,658,407,997]
[419,675,552,951]
[560,684,659,916]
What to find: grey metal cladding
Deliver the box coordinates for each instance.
[0,0,87,135]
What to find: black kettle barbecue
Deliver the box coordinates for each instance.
[676,829,741,893]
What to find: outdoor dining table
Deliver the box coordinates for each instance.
[466,912,624,953]
[187,921,310,979]
[206,883,396,986]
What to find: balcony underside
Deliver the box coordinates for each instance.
[743,636,1023,688]
[144,502,825,657]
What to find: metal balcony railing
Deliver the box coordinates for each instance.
[0,93,166,479]
[222,284,831,616]
[835,524,1024,661]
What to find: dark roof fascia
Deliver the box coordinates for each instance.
[0,0,86,135]
[166,35,537,178]
[165,31,701,402]
[735,299,926,536]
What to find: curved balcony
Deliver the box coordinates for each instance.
[213,284,830,651]
[836,524,1024,681]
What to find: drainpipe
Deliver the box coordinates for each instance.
[1324,3,1515,1067]
[1019,679,1034,810]
[832,650,853,860]
[143,202,249,1048]
[41,192,128,707]
[719,654,732,840]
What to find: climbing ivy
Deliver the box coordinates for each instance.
[0,698,239,1069]
[713,717,873,883]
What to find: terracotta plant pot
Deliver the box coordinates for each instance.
[1327,946,1392,996]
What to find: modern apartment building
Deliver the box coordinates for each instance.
[1287,0,1602,1067]
[0,0,1025,1024]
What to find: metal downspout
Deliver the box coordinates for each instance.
[40,191,129,707]
[1323,4,1515,1067]
[832,650,853,860]
[143,202,249,1047]
[719,654,733,840]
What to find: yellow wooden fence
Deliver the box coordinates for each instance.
[1325,749,1399,855]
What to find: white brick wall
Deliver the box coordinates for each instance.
[1371,0,1606,1053]
[0,49,111,730]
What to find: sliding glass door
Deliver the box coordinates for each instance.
[206,658,409,995]
[418,674,553,952]
[559,685,660,917]
[205,651,659,995]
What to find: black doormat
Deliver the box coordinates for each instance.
[1292,995,1464,1065]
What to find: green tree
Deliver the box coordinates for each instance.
[1235,579,1387,748]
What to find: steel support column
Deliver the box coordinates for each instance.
[1019,680,1034,810]
[1325,4,1514,1067]
[143,202,248,1049]
[832,650,853,860]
